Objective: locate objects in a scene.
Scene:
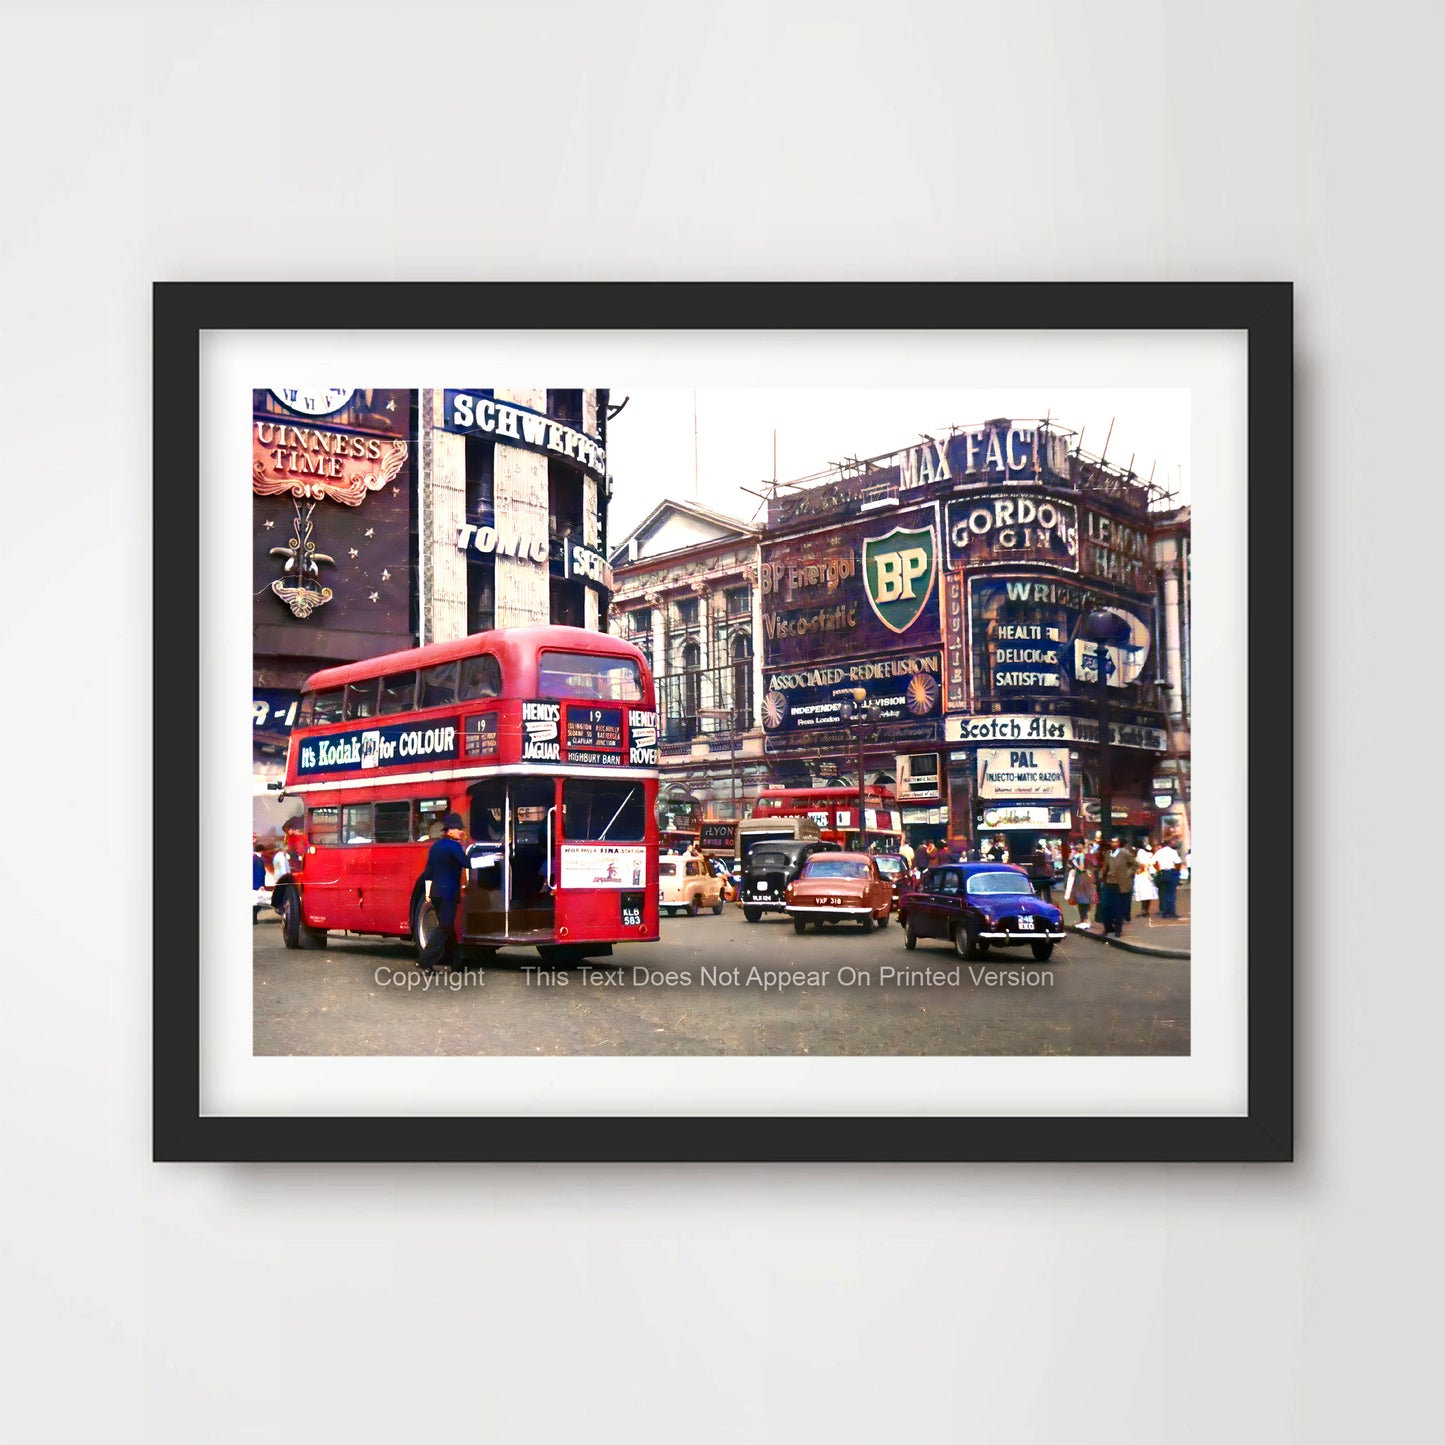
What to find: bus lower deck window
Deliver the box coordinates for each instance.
[374,801,411,842]
[308,807,339,845]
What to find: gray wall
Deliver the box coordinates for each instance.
[1,2,1439,1441]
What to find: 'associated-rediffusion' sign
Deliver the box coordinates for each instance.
[761,652,942,733]
[442,391,606,481]
[295,718,459,776]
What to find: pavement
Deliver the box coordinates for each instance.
[1059,883,1191,958]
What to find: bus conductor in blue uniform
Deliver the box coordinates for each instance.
[421,812,468,969]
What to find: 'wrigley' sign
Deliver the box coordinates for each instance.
[442,391,606,481]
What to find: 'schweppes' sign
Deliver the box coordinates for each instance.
[457,520,548,565]
[565,541,614,590]
[976,747,1071,800]
[761,653,942,733]
[442,391,606,481]
[945,494,1078,570]
[628,710,658,766]
[295,718,459,776]
[522,701,561,761]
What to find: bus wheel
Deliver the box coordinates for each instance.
[743,906,761,923]
[283,889,326,950]
[281,889,301,949]
[412,897,437,958]
[712,898,724,915]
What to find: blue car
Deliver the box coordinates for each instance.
[898,862,1066,961]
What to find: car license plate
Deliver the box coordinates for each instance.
[1018,916,1035,930]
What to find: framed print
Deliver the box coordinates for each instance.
[155,281,1291,1163]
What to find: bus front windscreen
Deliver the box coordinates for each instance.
[540,650,643,702]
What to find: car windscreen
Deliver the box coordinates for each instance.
[801,859,870,880]
[659,861,677,876]
[874,856,904,875]
[966,872,1033,896]
[749,851,789,869]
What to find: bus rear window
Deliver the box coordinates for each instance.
[562,779,645,841]
[539,650,642,702]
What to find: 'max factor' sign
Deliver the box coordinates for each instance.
[900,422,1071,490]
[442,391,606,481]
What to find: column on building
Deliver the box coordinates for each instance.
[494,386,550,628]
[422,387,469,645]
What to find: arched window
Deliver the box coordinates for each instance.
[731,631,753,730]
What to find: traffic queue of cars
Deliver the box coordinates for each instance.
[661,842,1067,961]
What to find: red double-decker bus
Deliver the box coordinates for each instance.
[272,625,660,963]
[750,786,902,852]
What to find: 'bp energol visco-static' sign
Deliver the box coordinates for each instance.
[442,391,606,481]
[976,747,1071,800]
[295,719,459,776]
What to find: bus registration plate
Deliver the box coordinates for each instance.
[621,892,644,928]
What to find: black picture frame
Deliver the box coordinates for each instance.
[156,281,1292,1164]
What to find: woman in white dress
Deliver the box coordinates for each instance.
[1133,838,1159,918]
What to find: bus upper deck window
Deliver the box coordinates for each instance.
[377,671,418,715]
[307,690,344,725]
[345,679,379,720]
[419,662,458,709]
[459,654,501,701]
[539,650,642,702]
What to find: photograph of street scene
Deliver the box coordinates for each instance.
[252,387,1191,1057]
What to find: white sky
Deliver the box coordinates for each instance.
[606,389,1190,538]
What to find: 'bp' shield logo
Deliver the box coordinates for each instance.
[862,523,937,634]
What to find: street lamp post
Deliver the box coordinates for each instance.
[1082,609,1131,844]
[833,687,876,849]
[697,707,739,820]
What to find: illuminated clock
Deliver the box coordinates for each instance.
[271,387,355,416]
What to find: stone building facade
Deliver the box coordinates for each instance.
[607,502,764,828]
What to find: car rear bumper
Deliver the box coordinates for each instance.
[787,904,872,917]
